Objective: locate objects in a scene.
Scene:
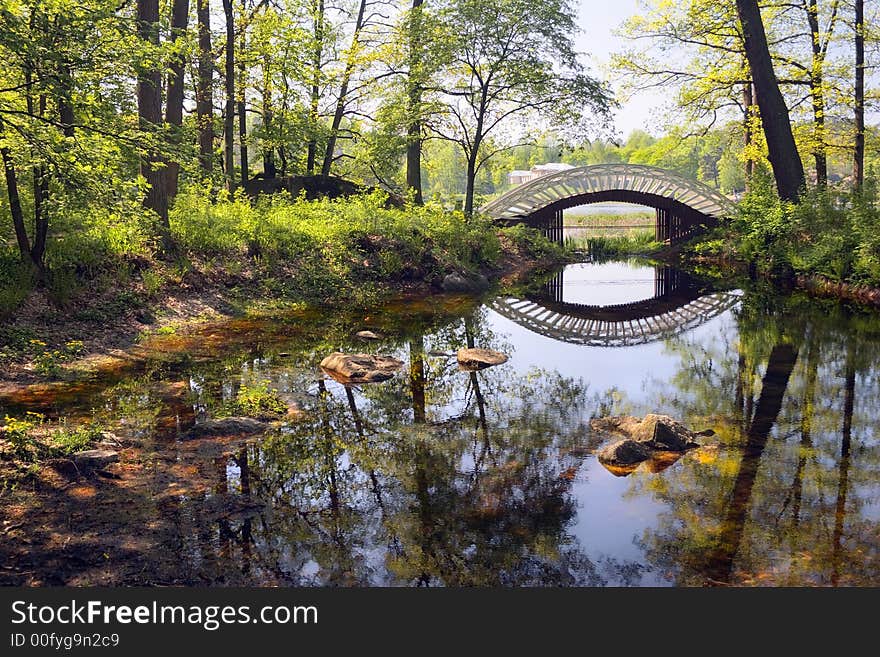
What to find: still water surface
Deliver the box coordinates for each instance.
[2,259,879,586]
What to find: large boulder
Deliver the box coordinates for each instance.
[442,271,489,293]
[596,440,651,467]
[320,352,404,383]
[591,414,711,472]
[457,348,509,370]
[183,417,269,440]
[632,414,699,450]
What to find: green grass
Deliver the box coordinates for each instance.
[169,189,502,305]
[576,230,663,258]
[50,423,101,456]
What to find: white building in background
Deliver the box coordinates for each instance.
[507,162,574,186]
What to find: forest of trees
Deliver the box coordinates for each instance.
[0,0,879,301]
[613,0,879,198]
[0,0,610,277]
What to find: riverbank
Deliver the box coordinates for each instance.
[687,250,880,310]
[0,202,566,389]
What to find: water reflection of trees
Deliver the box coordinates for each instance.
[637,288,880,585]
[165,309,611,586]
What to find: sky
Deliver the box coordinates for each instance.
[573,0,667,139]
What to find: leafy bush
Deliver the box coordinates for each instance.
[169,190,502,302]
[498,224,567,260]
[50,423,101,456]
[1,412,45,460]
[721,171,880,285]
[0,250,33,317]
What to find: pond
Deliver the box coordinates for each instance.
[2,258,879,586]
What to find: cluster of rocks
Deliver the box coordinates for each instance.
[591,414,714,475]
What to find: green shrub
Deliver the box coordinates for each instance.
[169,190,501,300]
[499,224,567,260]
[1,412,45,460]
[50,423,101,456]
[0,250,33,316]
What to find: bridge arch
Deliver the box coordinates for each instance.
[480,164,736,242]
[490,266,742,346]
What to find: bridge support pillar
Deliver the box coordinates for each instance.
[541,208,563,244]
[655,208,683,242]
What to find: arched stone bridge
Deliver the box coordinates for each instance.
[490,267,742,347]
[480,164,736,242]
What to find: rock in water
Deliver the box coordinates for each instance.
[442,271,489,293]
[320,352,404,383]
[73,450,120,469]
[633,414,696,450]
[183,417,269,440]
[591,413,711,474]
[456,348,509,370]
[355,330,382,341]
[596,440,651,466]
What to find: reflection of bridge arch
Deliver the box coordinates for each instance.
[480,164,736,242]
[490,267,742,346]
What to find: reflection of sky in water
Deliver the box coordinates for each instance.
[484,295,739,413]
[559,262,656,307]
[570,459,671,586]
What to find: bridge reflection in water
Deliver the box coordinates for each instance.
[491,265,742,347]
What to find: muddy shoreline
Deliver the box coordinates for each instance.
[0,238,562,391]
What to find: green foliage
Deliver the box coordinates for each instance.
[709,172,880,285]
[223,380,288,420]
[30,340,85,378]
[49,422,101,456]
[169,191,501,303]
[1,411,102,461]
[0,251,34,317]
[498,225,567,261]
[1,412,45,460]
[583,231,661,259]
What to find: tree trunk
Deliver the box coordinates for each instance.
[464,153,477,216]
[221,0,236,192]
[196,0,214,175]
[165,0,189,202]
[307,0,325,175]
[1,144,33,265]
[735,0,805,202]
[57,60,76,138]
[238,17,249,188]
[743,81,754,188]
[262,108,277,178]
[278,145,288,176]
[321,0,367,177]
[24,60,50,267]
[137,0,170,227]
[853,0,865,189]
[405,0,424,204]
[805,0,830,188]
